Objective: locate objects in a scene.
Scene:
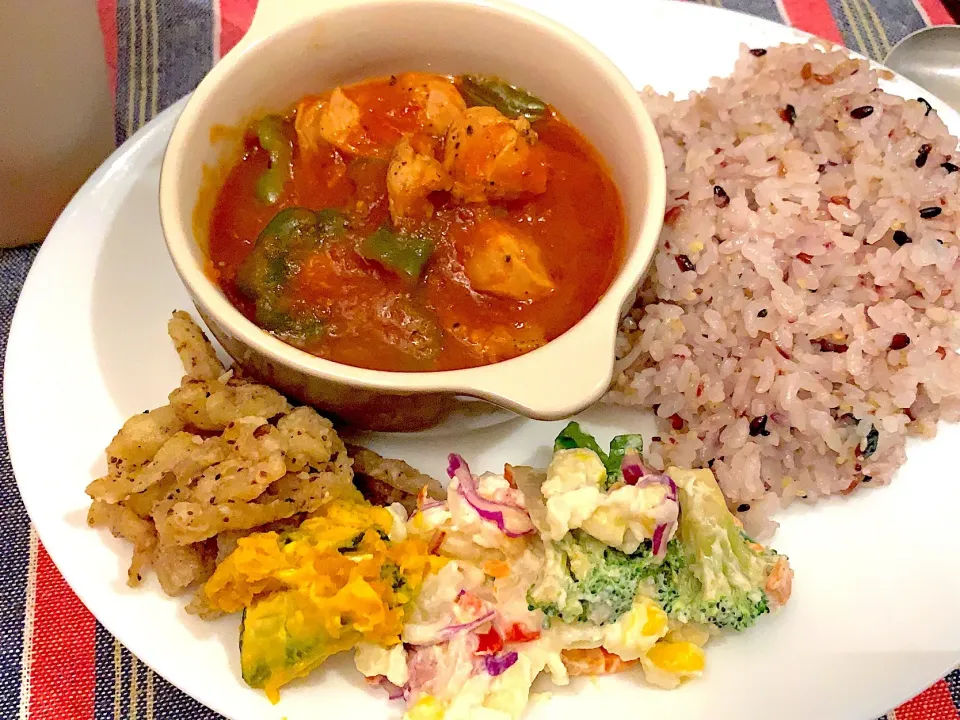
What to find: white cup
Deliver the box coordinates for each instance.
[0,0,115,247]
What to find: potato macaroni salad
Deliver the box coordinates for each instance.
[201,423,793,718]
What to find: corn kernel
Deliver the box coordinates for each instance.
[643,605,669,636]
[406,695,445,720]
[646,641,706,675]
[689,241,704,253]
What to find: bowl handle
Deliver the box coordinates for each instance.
[463,318,620,421]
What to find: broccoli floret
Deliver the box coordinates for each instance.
[528,531,665,626]
[536,427,787,633]
[578,543,652,624]
[650,468,782,631]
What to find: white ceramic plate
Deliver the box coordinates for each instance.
[7,1,960,719]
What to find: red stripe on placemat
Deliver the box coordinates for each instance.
[913,0,956,24]
[779,0,843,43]
[894,680,960,720]
[27,543,96,720]
[219,0,257,59]
[96,0,119,95]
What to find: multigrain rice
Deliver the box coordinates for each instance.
[608,43,960,536]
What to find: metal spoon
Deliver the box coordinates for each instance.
[885,25,960,113]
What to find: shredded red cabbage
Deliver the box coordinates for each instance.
[447,454,534,538]
[419,498,445,512]
[368,675,406,700]
[621,454,678,501]
[651,523,667,556]
[621,454,678,557]
[484,650,519,676]
[439,609,495,640]
[621,451,648,484]
[408,609,496,646]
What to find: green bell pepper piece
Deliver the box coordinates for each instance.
[254,115,294,205]
[458,75,547,121]
[359,225,434,278]
[235,207,346,340]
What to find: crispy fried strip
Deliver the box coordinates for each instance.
[88,500,157,586]
[169,310,225,381]
[347,443,443,513]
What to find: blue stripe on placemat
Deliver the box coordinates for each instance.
[151,661,224,719]
[948,668,960,710]
[155,0,214,121]
[115,0,148,144]
[0,245,40,719]
[95,620,223,718]
[721,0,786,24]
[826,0,877,58]
[865,0,930,49]
[115,0,214,144]
[93,623,119,719]
[825,0,926,60]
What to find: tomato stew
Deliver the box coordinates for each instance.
[206,73,625,372]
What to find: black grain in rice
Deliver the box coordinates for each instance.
[713,185,730,208]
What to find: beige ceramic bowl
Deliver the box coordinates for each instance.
[159,0,665,432]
